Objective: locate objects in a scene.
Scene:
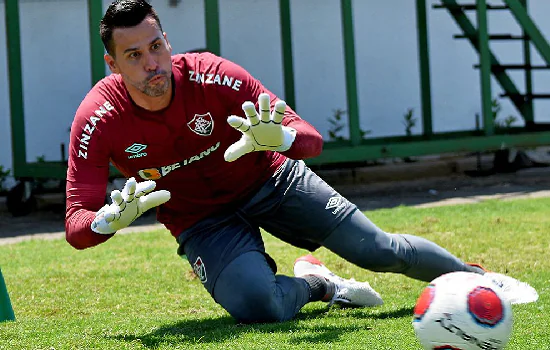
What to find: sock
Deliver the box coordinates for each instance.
[302,274,336,302]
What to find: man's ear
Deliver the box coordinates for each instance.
[104,54,119,74]
[163,32,173,54]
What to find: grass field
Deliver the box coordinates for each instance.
[0,197,548,349]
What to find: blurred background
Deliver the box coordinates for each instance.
[2,0,550,215]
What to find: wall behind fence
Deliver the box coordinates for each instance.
[1,0,549,172]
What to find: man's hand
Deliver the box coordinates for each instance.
[91,177,170,235]
[224,93,297,162]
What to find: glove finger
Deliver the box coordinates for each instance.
[258,93,271,123]
[227,115,251,133]
[242,101,260,126]
[95,204,110,216]
[103,211,116,223]
[135,180,156,198]
[123,177,137,202]
[272,100,286,124]
[139,190,171,212]
[224,139,255,162]
[110,190,124,207]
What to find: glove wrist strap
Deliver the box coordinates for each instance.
[277,126,297,152]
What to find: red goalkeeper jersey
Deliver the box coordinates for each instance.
[65,53,323,249]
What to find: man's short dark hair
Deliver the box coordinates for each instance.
[100,0,163,56]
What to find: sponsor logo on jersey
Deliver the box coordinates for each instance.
[325,196,347,215]
[188,113,214,136]
[188,70,242,91]
[125,143,148,159]
[193,256,207,283]
[78,101,115,159]
[137,141,221,180]
[138,168,162,181]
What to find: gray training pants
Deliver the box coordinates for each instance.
[177,159,476,323]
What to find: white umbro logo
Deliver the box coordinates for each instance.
[125,143,148,159]
[325,196,346,214]
[126,143,147,153]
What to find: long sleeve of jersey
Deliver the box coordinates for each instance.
[65,96,115,250]
[281,118,323,160]
[65,181,112,249]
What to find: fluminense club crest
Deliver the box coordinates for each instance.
[188,112,214,136]
[193,256,208,283]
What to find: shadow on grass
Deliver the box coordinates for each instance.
[359,305,414,320]
[111,306,413,348]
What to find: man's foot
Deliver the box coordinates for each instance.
[468,263,539,305]
[294,254,383,307]
[484,272,539,305]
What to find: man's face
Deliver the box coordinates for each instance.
[105,16,172,97]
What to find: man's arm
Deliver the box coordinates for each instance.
[65,97,114,250]
[65,95,170,249]
[66,181,112,250]
[280,116,323,160]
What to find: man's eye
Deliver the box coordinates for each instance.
[129,52,141,59]
[151,43,161,51]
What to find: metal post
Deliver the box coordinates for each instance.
[520,0,534,125]
[88,0,105,85]
[204,0,221,55]
[340,0,361,146]
[5,0,27,177]
[0,269,15,322]
[415,0,433,137]
[278,0,296,110]
[477,0,494,135]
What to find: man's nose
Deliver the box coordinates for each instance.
[143,53,158,71]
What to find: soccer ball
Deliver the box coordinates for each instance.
[412,271,513,350]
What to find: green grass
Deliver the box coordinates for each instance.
[0,197,548,349]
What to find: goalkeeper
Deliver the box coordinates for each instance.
[66,0,538,324]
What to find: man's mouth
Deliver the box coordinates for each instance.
[149,75,166,84]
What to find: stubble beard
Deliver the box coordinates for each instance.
[126,71,171,97]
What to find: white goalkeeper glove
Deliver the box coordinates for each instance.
[224,93,297,162]
[91,177,171,235]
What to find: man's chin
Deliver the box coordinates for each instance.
[144,83,170,97]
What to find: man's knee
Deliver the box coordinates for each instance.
[213,251,284,323]
[219,282,283,323]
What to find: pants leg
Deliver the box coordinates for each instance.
[321,209,481,282]
[241,159,480,283]
[179,213,312,324]
[213,251,311,323]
